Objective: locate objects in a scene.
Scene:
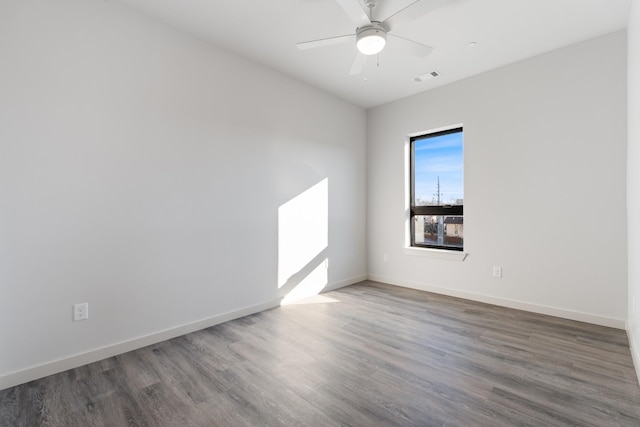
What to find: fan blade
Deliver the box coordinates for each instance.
[349,52,367,75]
[383,0,448,31]
[388,34,433,58]
[297,34,354,50]
[335,0,371,26]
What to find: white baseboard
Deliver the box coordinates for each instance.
[627,321,640,386]
[9,273,620,392]
[0,298,281,392]
[324,274,368,292]
[367,275,626,329]
[0,274,368,392]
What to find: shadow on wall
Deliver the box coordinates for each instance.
[278,178,334,304]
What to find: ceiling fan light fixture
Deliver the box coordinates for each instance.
[356,26,387,55]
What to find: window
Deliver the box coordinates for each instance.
[410,127,463,251]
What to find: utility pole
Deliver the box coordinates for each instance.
[436,176,444,245]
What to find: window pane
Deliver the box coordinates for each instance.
[413,131,463,206]
[414,215,463,249]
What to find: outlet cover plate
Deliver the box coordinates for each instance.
[73,303,89,321]
[493,266,502,278]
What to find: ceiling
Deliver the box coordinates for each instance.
[114,0,631,109]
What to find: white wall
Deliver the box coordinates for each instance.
[367,31,628,327]
[628,1,640,382]
[0,0,366,388]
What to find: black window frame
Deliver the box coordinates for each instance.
[410,127,464,251]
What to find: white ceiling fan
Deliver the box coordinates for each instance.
[297,0,448,75]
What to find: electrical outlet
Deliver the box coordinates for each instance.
[73,303,89,321]
[383,254,389,262]
[493,266,502,278]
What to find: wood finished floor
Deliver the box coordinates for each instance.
[2,281,640,426]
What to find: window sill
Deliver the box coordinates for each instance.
[404,247,468,261]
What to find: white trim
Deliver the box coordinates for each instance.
[404,246,468,261]
[0,274,367,392]
[0,298,280,391]
[323,274,368,292]
[404,125,465,253]
[407,123,464,138]
[368,275,626,329]
[627,321,640,386]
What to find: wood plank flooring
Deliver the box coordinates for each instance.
[2,281,640,426]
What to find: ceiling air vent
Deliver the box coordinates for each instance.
[414,70,441,83]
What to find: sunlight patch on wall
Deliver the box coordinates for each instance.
[278,178,329,304]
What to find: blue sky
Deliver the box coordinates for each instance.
[414,131,463,205]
